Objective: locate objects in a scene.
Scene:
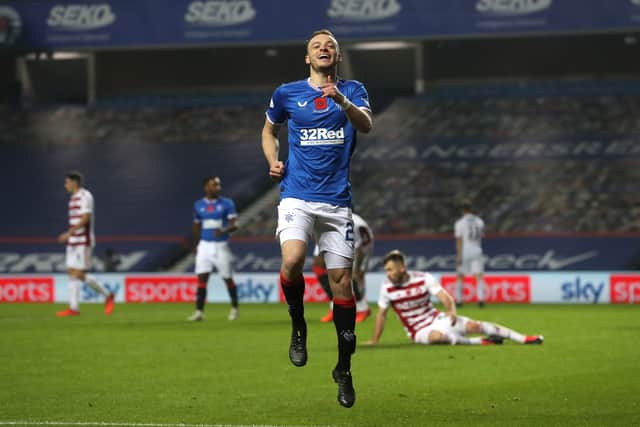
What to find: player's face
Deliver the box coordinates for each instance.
[64,178,77,194]
[384,260,407,285]
[305,34,341,72]
[204,178,221,198]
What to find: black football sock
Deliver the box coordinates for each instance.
[196,283,207,311]
[280,271,306,333]
[226,280,239,308]
[333,297,356,372]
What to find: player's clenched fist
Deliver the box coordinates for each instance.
[269,161,285,181]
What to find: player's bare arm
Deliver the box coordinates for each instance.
[456,237,463,266]
[191,221,201,252]
[215,217,238,237]
[261,118,284,181]
[321,75,373,134]
[436,288,457,326]
[58,213,90,243]
[365,307,388,345]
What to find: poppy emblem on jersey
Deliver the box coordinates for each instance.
[207,205,214,212]
[314,97,328,111]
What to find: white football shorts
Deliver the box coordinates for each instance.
[195,240,234,279]
[66,245,92,270]
[413,313,471,345]
[457,254,485,275]
[276,198,354,269]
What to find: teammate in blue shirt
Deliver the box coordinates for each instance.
[261,29,373,408]
[188,176,239,322]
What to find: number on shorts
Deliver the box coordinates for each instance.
[345,221,354,242]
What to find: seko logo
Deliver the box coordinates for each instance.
[610,275,640,304]
[47,4,116,30]
[476,0,552,16]
[327,0,402,21]
[0,277,54,303]
[441,275,531,303]
[125,276,197,303]
[185,1,256,26]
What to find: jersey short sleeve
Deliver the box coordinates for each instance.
[349,81,371,111]
[377,284,391,310]
[78,191,93,215]
[266,85,288,125]
[454,219,463,238]
[424,272,443,296]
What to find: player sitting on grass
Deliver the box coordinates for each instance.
[365,250,543,346]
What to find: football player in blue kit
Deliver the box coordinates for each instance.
[188,176,239,322]
[261,29,373,408]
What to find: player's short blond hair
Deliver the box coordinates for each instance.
[306,29,339,52]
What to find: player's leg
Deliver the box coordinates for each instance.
[317,209,357,408]
[472,257,486,307]
[79,247,115,314]
[216,243,239,320]
[57,246,82,316]
[190,241,212,321]
[464,318,542,344]
[280,239,308,366]
[353,249,371,323]
[415,315,486,345]
[312,245,334,322]
[276,198,314,367]
[455,268,465,308]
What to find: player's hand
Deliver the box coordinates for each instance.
[214,229,223,238]
[446,311,457,326]
[269,161,285,181]
[57,232,69,244]
[320,75,345,103]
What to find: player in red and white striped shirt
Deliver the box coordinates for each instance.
[56,171,114,317]
[366,250,543,346]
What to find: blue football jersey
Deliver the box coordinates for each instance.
[266,78,371,207]
[193,197,237,242]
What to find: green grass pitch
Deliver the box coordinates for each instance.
[1,303,639,427]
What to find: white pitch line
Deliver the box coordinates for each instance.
[0,422,333,427]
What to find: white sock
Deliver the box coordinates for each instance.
[356,298,368,313]
[455,278,464,302]
[86,274,110,297]
[69,278,80,311]
[480,322,526,343]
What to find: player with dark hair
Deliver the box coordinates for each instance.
[366,250,543,346]
[56,171,114,316]
[261,29,373,407]
[188,176,239,321]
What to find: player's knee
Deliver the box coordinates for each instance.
[427,331,449,345]
[281,255,305,277]
[466,320,481,334]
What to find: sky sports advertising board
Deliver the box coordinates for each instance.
[1,272,639,304]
